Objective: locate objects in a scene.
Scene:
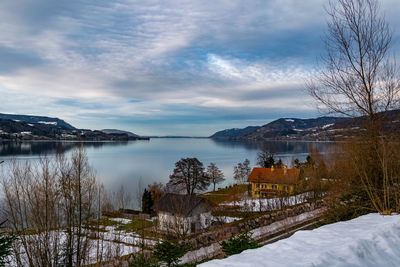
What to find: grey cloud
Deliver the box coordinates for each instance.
[0,45,45,73]
[0,0,399,135]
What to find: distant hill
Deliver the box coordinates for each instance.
[0,113,149,141]
[211,126,261,139]
[0,113,76,130]
[210,110,400,141]
[101,129,140,138]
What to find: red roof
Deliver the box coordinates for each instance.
[248,167,299,185]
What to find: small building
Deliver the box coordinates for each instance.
[248,167,300,198]
[155,193,213,235]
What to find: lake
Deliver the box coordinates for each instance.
[0,138,336,197]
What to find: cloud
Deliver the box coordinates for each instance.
[0,0,399,135]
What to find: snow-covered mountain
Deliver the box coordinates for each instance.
[0,113,76,130]
[0,113,148,141]
[210,110,400,141]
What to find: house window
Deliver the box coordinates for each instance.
[272,184,277,190]
[284,185,288,191]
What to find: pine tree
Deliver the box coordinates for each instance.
[0,220,14,266]
[221,232,259,256]
[141,189,154,214]
[153,240,188,267]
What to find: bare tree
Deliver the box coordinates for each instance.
[256,150,275,168]
[308,0,400,215]
[206,163,225,191]
[168,158,210,195]
[233,159,251,184]
[1,148,102,266]
[147,182,165,206]
[308,0,400,125]
[114,185,133,210]
[135,178,144,210]
[68,147,98,266]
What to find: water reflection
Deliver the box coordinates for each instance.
[211,139,337,155]
[0,139,337,197]
[0,140,145,156]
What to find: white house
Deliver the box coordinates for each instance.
[155,193,214,235]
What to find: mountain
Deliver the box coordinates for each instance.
[101,129,140,138]
[210,126,261,139]
[210,110,400,141]
[0,113,76,130]
[0,113,149,141]
[246,117,351,140]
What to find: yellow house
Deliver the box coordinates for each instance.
[248,167,300,198]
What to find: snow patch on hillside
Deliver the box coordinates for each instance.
[200,213,400,267]
[38,121,57,125]
[322,123,334,129]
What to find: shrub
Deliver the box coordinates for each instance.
[153,240,188,267]
[0,221,14,266]
[221,232,260,256]
[129,253,159,267]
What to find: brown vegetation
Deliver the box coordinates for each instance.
[308,0,400,216]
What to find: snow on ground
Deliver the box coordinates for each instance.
[109,217,131,224]
[250,208,325,239]
[223,193,311,212]
[38,121,57,125]
[213,216,241,224]
[200,213,400,267]
[181,209,325,265]
[5,218,158,266]
[102,225,157,246]
[181,243,221,264]
[6,231,139,266]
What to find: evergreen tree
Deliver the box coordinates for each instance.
[153,240,188,267]
[129,253,158,267]
[293,158,301,168]
[221,232,259,256]
[142,189,154,214]
[306,155,314,167]
[0,220,14,266]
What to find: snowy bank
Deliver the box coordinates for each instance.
[222,192,311,212]
[199,213,400,267]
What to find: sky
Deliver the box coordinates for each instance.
[0,0,399,136]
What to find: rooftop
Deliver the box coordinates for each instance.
[155,193,213,217]
[248,167,300,185]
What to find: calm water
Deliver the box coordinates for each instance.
[0,138,336,193]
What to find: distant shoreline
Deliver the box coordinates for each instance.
[0,137,340,144]
[147,136,209,139]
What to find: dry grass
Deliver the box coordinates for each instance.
[202,184,249,204]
